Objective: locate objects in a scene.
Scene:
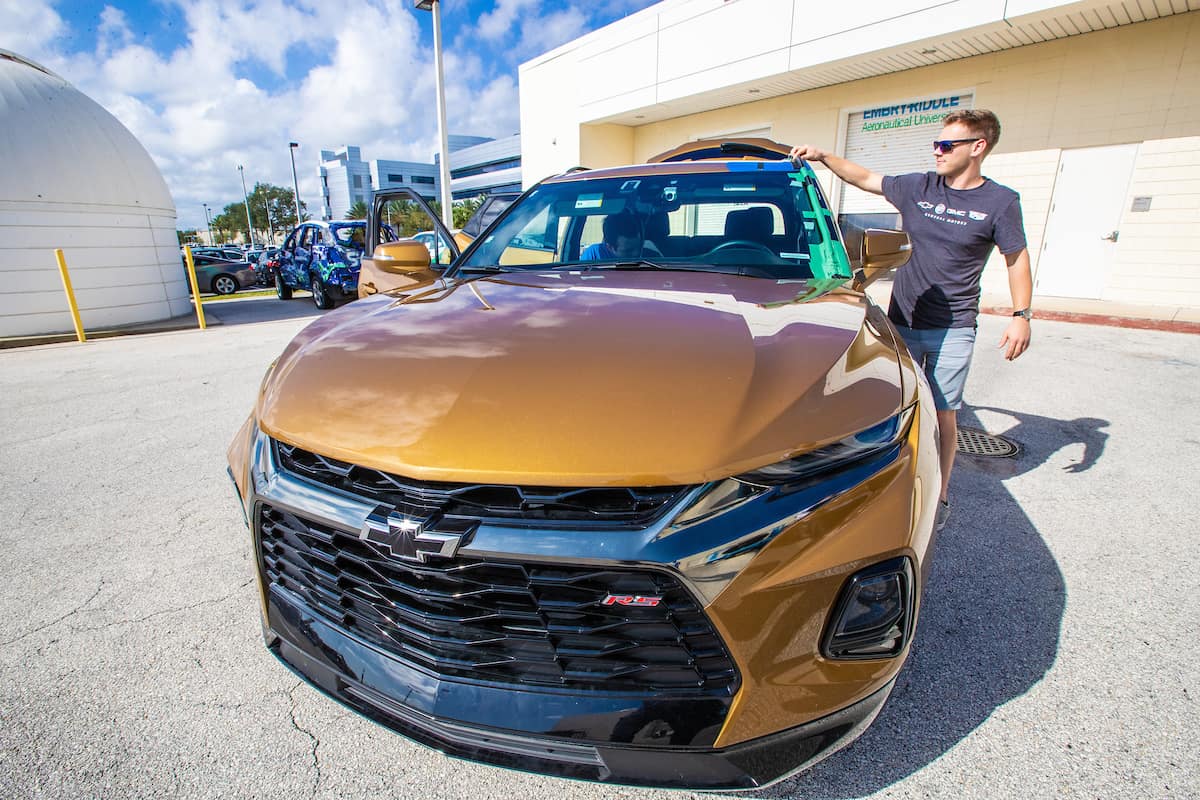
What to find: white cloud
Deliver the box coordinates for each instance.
[475,0,540,41]
[2,0,653,230]
[0,0,64,59]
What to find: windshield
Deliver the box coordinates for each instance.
[331,223,367,251]
[455,163,851,280]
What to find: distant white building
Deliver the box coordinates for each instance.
[447,135,522,199]
[0,49,184,338]
[318,135,523,219]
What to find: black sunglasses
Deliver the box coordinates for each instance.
[932,138,982,154]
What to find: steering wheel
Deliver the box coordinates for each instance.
[707,239,777,257]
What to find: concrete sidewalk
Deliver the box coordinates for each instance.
[866,278,1200,333]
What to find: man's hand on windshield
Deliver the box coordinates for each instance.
[789,145,828,163]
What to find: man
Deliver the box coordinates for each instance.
[581,212,642,261]
[790,109,1032,531]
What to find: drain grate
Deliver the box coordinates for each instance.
[956,427,1020,458]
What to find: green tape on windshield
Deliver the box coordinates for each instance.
[803,180,852,281]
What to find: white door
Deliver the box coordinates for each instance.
[1035,144,1138,299]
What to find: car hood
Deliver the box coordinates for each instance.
[258,271,903,486]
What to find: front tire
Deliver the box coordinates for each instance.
[311,275,334,309]
[276,272,293,300]
[212,274,238,295]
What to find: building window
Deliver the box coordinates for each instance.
[353,175,363,188]
[412,175,435,184]
[386,173,404,183]
[450,159,521,180]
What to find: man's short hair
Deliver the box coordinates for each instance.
[603,212,641,242]
[943,109,1001,156]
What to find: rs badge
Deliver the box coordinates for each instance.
[602,594,663,607]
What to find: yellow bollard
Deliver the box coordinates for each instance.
[53,249,87,343]
[183,245,207,330]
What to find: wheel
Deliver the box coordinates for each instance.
[276,272,293,300]
[311,275,334,309]
[212,274,238,295]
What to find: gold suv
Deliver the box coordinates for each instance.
[228,140,939,790]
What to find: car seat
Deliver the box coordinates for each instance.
[723,207,774,246]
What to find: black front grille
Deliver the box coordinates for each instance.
[274,441,688,527]
[258,504,739,693]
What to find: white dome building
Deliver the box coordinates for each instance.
[0,50,186,338]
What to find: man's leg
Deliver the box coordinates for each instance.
[936,408,958,503]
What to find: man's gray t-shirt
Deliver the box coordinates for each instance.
[882,172,1026,329]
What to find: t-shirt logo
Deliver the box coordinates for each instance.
[969,210,988,221]
[918,201,934,209]
[934,203,946,215]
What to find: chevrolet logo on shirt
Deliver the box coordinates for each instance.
[359,505,473,562]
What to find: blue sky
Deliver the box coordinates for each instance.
[3,0,657,229]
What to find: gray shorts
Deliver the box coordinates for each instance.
[893,325,977,411]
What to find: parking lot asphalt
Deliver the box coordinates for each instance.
[0,308,1196,799]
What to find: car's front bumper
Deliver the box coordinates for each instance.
[229,411,934,790]
[266,583,894,790]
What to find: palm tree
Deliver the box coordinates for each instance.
[346,200,369,220]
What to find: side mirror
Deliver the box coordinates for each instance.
[368,240,433,274]
[853,229,911,291]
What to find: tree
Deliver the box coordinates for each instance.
[453,195,485,228]
[249,183,307,242]
[346,200,368,220]
[176,229,199,246]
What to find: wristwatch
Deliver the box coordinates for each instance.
[1012,308,1032,321]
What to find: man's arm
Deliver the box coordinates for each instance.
[999,248,1032,361]
[789,145,884,195]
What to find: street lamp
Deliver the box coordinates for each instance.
[288,142,304,227]
[415,0,454,228]
[202,202,213,246]
[238,165,255,247]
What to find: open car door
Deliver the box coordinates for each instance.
[360,188,461,298]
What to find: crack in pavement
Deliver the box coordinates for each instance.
[287,681,323,798]
[0,579,106,647]
[1,578,255,648]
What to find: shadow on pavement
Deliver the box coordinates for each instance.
[759,405,1107,798]
[202,294,325,327]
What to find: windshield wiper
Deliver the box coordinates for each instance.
[546,259,670,271]
[455,265,510,274]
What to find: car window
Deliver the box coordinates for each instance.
[458,165,849,280]
[299,227,313,249]
[464,196,515,238]
[331,224,367,250]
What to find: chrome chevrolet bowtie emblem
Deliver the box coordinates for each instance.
[359,505,469,562]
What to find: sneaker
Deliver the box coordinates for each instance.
[935,500,950,532]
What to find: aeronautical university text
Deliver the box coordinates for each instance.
[861,96,963,132]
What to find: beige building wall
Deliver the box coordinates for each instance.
[564,13,1200,308]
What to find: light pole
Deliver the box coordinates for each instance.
[415,0,454,228]
[202,203,213,246]
[238,165,255,247]
[288,142,304,227]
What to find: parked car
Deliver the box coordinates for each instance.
[183,253,257,295]
[228,140,936,790]
[274,221,366,308]
[252,248,281,286]
[190,246,247,262]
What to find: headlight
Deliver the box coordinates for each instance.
[736,405,914,487]
[822,556,915,660]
